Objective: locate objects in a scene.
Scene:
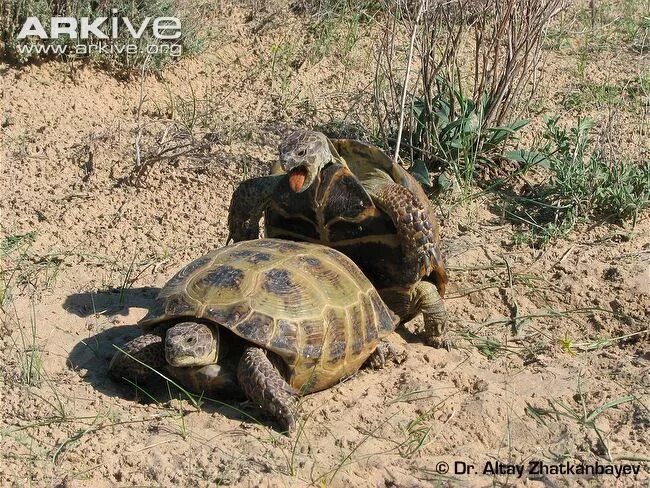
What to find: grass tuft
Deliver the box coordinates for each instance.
[507,116,650,245]
[405,76,530,193]
[526,393,637,461]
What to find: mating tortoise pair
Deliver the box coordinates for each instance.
[228,130,449,347]
[109,131,448,430]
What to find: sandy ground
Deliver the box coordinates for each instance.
[1,1,648,486]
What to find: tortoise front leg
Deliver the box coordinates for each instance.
[227,175,283,243]
[108,327,167,384]
[371,183,443,280]
[237,346,299,432]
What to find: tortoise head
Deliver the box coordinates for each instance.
[165,322,219,367]
[279,130,335,193]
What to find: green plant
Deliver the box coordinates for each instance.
[266,38,307,114]
[632,15,649,53]
[370,0,564,196]
[374,2,563,146]
[526,394,636,461]
[572,0,649,52]
[576,45,589,78]
[19,304,43,386]
[507,116,650,245]
[407,76,530,191]
[460,331,535,360]
[0,232,66,302]
[0,233,33,308]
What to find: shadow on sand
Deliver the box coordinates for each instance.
[65,287,264,429]
[62,286,160,319]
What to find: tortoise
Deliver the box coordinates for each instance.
[227,130,449,347]
[108,238,398,431]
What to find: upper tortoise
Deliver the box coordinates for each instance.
[108,239,398,431]
[228,130,449,347]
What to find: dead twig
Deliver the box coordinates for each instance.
[394,0,427,163]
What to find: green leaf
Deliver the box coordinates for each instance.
[439,118,464,137]
[504,150,549,168]
[464,112,481,133]
[505,119,530,132]
[483,128,512,148]
[585,396,635,423]
[449,140,465,149]
[411,160,432,187]
[413,99,425,115]
[437,172,453,190]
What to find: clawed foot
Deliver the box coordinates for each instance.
[237,347,299,435]
[366,341,408,369]
[424,335,454,351]
[274,395,299,433]
[239,399,296,434]
[416,244,439,278]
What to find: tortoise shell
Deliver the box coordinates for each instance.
[139,239,397,393]
[265,138,448,294]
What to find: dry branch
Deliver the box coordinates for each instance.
[374,0,568,164]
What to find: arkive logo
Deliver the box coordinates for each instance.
[17,11,181,40]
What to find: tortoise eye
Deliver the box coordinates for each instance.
[185,337,196,345]
[296,148,306,157]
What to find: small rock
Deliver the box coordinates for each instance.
[631,264,650,295]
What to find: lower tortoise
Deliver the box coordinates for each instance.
[108,239,398,431]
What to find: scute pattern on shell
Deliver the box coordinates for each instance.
[138,239,396,393]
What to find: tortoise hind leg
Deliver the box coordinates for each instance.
[364,340,407,369]
[227,175,283,243]
[370,182,443,280]
[237,347,299,432]
[108,329,167,384]
[413,280,450,349]
[380,283,449,349]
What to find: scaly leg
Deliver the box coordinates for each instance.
[380,282,449,349]
[108,328,167,384]
[363,340,407,369]
[227,175,283,243]
[237,347,298,432]
[412,280,449,349]
[371,183,445,284]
